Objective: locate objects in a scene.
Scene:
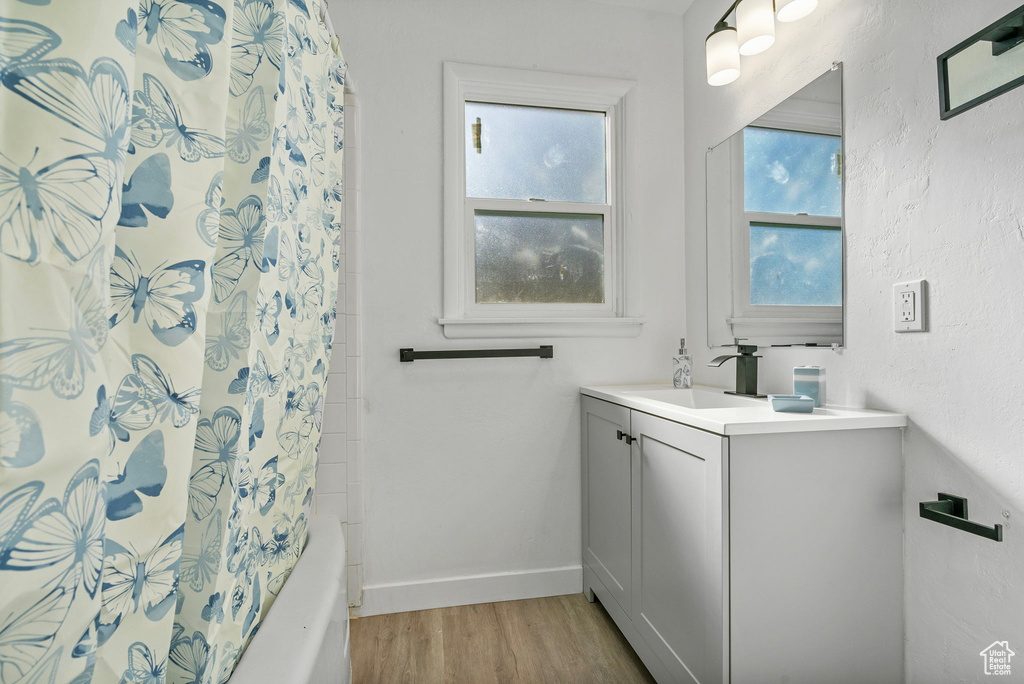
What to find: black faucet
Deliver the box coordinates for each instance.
[707,344,766,398]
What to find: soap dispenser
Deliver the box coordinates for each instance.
[673,338,692,389]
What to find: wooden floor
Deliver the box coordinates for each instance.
[350,594,655,683]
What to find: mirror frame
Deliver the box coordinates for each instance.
[938,4,1024,120]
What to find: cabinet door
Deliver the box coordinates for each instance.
[581,396,633,614]
[631,412,727,684]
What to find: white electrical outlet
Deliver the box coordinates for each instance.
[894,279,926,332]
[900,291,915,322]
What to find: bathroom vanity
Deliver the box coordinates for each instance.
[580,384,905,684]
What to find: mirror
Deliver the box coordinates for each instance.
[706,65,844,349]
[939,4,1024,119]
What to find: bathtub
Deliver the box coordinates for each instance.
[230,515,351,684]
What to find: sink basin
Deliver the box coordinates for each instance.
[616,386,766,409]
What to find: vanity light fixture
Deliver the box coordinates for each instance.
[706,21,741,86]
[705,0,819,85]
[737,0,776,55]
[776,0,818,23]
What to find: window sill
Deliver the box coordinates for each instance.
[439,317,646,339]
[727,317,842,346]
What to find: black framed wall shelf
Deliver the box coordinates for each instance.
[938,3,1024,120]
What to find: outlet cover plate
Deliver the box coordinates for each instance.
[894,279,927,332]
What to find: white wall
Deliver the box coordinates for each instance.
[313,89,364,605]
[682,1,1024,681]
[331,0,686,614]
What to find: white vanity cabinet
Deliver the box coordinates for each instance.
[581,397,633,616]
[581,390,904,684]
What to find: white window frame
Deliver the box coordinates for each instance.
[727,98,844,345]
[441,62,643,339]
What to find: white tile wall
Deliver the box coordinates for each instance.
[326,374,347,403]
[347,564,362,603]
[346,441,362,481]
[346,481,362,524]
[316,492,348,519]
[316,463,347,494]
[345,400,361,442]
[322,402,347,435]
[347,522,363,565]
[318,433,345,464]
[345,357,360,398]
[313,91,364,607]
[329,340,346,373]
[345,314,360,357]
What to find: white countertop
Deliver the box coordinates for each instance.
[581,384,907,436]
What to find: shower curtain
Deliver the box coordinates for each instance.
[0,0,345,682]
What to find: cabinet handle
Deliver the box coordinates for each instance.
[616,430,636,445]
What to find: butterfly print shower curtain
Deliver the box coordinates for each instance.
[0,0,346,681]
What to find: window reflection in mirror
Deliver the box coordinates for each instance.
[743,128,841,217]
[706,65,844,348]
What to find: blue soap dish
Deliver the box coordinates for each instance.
[768,394,816,413]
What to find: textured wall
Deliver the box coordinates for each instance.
[332,0,687,613]
[682,0,1024,680]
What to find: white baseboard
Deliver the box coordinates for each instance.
[355,565,583,617]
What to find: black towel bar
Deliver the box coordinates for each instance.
[399,345,553,362]
[919,493,1003,542]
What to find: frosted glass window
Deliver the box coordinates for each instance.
[743,127,841,217]
[750,223,841,306]
[475,212,604,303]
[466,103,607,203]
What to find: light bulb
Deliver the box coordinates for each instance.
[776,0,818,22]
[737,0,776,56]
[706,23,740,86]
